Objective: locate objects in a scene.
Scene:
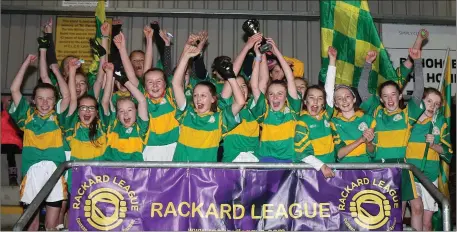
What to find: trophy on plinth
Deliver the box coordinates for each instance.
[242,19,272,54]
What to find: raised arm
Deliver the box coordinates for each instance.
[233,33,262,76]
[124,81,148,121]
[409,48,424,105]
[143,25,154,72]
[325,46,337,107]
[50,63,70,113]
[215,60,246,116]
[38,48,52,84]
[250,42,262,102]
[258,54,269,94]
[358,51,377,101]
[172,43,201,109]
[402,29,428,69]
[10,55,37,106]
[101,62,115,115]
[266,38,298,99]
[67,58,81,115]
[92,22,110,100]
[113,32,139,87]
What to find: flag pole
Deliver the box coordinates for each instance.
[437,47,450,93]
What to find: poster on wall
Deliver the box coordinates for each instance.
[55,17,112,73]
[62,0,109,7]
[381,24,456,96]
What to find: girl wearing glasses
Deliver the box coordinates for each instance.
[60,58,110,198]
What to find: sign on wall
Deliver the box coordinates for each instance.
[55,17,112,73]
[381,24,456,96]
[62,0,109,7]
[69,167,402,231]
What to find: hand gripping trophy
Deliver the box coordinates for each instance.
[242,19,272,54]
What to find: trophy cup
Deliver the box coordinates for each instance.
[242,19,271,54]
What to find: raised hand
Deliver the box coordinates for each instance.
[328,46,337,61]
[184,45,201,59]
[365,50,377,64]
[253,41,262,57]
[113,32,126,49]
[143,25,153,39]
[42,18,52,34]
[196,30,208,50]
[101,21,111,37]
[68,58,82,71]
[265,37,279,54]
[246,33,263,49]
[409,48,421,60]
[25,54,38,64]
[418,29,429,40]
[159,29,171,46]
[103,62,114,73]
[186,33,199,46]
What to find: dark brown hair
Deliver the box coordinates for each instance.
[193,81,218,112]
[378,80,405,109]
[77,95,100,146]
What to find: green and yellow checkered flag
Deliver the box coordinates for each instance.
[88,0,106,74]
[319,0,398,93]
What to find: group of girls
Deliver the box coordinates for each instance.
[7,17,453,231]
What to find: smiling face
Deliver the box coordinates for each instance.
[334,87,356,113]
[78,97,98,126]
[193,84,216,114]
[423,92,442,117]
[144,70,166,100]
[75,73,88,98]
[304,88,325,116]
[267,83,287,112]
[380,85,401,112]
[130,51,145,77]
[34,88,56,116]
[117,99,137,128]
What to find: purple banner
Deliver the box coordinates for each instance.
[69,167,402,231]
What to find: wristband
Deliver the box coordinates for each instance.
[254,56,262,62]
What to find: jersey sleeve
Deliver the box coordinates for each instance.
[136,114,150,142]
[287,93,302,115]
[396,62,413,89]
[406,99,425,126]
[218,96,233,110]
[360,95,381,117]
[221,107,241,134]
[175,101,189,124]
[8,96,30,130]
[294,120,315,161]
[249,92,267,123]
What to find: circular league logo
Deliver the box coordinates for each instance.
[349,190,391,230]
[84,188,128,230]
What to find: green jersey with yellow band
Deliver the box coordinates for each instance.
[330,110,375,163]
[173,102,240,162]
[8,96,66,176]
[250,93,301,160]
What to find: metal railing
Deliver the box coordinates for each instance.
[13,161,452,231]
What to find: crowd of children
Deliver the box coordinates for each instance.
[4,18,453,231]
